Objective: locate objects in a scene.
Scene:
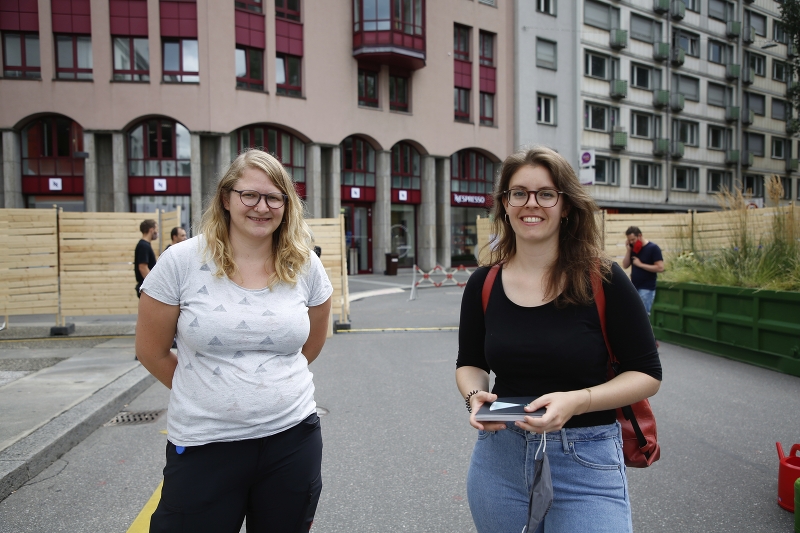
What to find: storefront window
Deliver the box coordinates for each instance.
[450,148,495,265]
[391,204,416,267]
[451,207,485,265]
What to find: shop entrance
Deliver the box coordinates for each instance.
[342,203,372,274]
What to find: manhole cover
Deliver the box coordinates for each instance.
[104,410,165,426]
[316,406,329,416]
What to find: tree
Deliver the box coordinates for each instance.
[779,0,800,136]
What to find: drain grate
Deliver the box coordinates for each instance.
[104,410,166,426]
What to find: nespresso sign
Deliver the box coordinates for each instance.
[452,193,491,206]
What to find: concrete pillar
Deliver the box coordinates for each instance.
[322,146,341,219]
[373,150,391,274]
[111,133,128,212]
[418,155,436,271]
[190,133,202,232]
[436,157,452,268]
[304,143,322,218]
[2,130,23,208]
[83,132,97,212]
[200,136,219,208]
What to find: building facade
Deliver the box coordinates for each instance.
[0,0,513,272]
[516,0,798,212]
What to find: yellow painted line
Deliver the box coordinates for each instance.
[337,327,458,333]
[126,481,162,533]
[159,430,168,435]
[0,334,133,343]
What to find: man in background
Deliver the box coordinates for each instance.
[135,219,158,299]
[164,226,187,251]
[622,226,664,315]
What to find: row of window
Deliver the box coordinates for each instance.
[453,24,497,125]
[593,159,795,199]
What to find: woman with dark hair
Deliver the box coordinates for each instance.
[455,146,661,532]
[136,149,333,532]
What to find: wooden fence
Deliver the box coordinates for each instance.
[0,208,348,328]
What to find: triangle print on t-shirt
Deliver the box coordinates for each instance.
[235,321,250,330]
[200,264,211,272]
[213,305,226,312]
[260,336,274,345]
[197,286,209,295]
[208,337,223,346]
[189,318,199,327]
[239,297,251,305]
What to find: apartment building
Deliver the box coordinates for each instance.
[0,0,513,272]
[516,0,798,212]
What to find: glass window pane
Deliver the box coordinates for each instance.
[275,57,286,84]
[133,38,149,70]
[235,48,246,78]
[182,40,199,72]
[114,38,131,70]
[145,160,160,176]
[254,128,264,149]
[77,36,92,69]
[288,56,300,86]
[250,49,263,80]
[161,160,176,176]
[160,122,174,158]
[164,42,180,71]
[176,123,191,159]
[178,161,191,176]
[4,34,22,67]
[25,34,40,67]
[57,36,74,68]
[129,160,144,176]
[268,129,277,154]
[294,141,305,167]
[293,168,305,182]
[129,125,144,158]
[281,133,291,164]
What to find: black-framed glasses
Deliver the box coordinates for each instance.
[504,188,564,208]
[232,189,288,208]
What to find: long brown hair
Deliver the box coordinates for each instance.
[483,146,610,307]
[199,149,312,287]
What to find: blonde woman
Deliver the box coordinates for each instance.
[137,149,332,533]
[456,147,661,532]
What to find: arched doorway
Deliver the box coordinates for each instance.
[341,135,376,274]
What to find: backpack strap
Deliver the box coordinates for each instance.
[482,264,501,313]
[590,271,618,365]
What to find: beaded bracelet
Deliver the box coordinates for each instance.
[465,389,481,413]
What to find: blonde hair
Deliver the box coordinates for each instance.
[483,146,611,307]
[199,149,312,287]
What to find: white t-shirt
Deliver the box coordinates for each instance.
[141,235,333,447]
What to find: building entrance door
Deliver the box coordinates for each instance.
[342,203,372,274]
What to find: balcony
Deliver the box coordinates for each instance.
[741,67,754,85]
[652,42,670,62]
[741,109,754,125]
[653,138,670,156]
[670,92,685,111]
[741,151,754,166]
[671,47,685,66]
[787,159,799,173]
[653,89,670,107]
[352,3,426,71]
[725,63,740,80]
[724,150,739,165]
[670,141,685,159]
[611,131,627,151]
[653,0,669,14]
[725,21,741,39]
[743,26,755,45]
[610,29,628,50]
[725,106,740,122]
[610,79,628,99]
[671,0,685,20]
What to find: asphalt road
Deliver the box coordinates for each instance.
[1,286,798,532]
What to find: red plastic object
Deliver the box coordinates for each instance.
[776,442,800,512]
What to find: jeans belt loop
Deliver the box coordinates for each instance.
[560,428,570,454]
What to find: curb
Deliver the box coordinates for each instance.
[0,366,156,502]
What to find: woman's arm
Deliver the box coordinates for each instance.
[455,366,507,432]
[135,293,180,389]
[302,296,332,364]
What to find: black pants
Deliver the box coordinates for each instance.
[150,413,323,533]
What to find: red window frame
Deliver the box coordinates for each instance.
[389,74,409,111]
[358,68,379,107]
[454,24,470,61]
[112,36,150,81]
[235,0,263,13]
[391,142,421,190]
[454,87,470,122]
[127,119,191,178]
[355,0,423,36]
[235,46,264,90]
[480,92,494,126]
[2,32,41,78]
[479,31,494,66]
[275,0,300,21]
[341,136,376,187]
[392,0,423,36]
[233,125,306,185]
[451,149,495,195]
[54,34,92,79]
[21,117,84,176]
[162,38,198,82]
[276,53,302,96]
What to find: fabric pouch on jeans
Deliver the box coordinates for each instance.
[522,434,553,533]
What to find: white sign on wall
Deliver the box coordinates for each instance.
[398,190,408,201]
[579,168,595,186]
[154,179,167,192]
[579,149,596,168]
[48,178,63,191]
[351,187,361,199]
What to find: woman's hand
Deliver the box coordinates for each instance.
[469,391,507,432]
[514,390,588,434]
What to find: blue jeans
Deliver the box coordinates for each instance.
[467,423,632,533]
[637,288,656,315]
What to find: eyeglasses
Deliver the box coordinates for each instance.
[504,188,564,208]
[232,189,288,209]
